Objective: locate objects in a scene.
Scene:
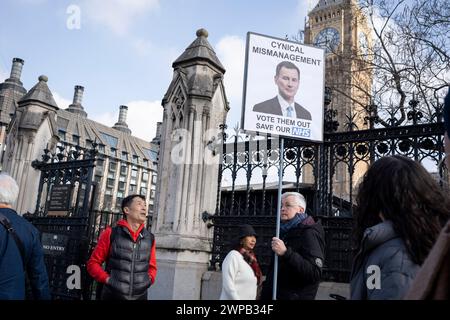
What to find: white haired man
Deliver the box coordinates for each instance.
[0,173,50,299]
[261,192,325,300]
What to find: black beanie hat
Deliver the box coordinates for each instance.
[238,224,257,239]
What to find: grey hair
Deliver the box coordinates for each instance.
[0,173,19,205]
[282,192,306,211]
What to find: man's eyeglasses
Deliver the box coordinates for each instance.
[281,203,299,208]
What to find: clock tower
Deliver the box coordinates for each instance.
[304,0,373,201]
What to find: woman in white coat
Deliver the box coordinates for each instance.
[220,224,262,300]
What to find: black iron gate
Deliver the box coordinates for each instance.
[25,143,97,299]
[210,96,447,283]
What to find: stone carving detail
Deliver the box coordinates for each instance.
[171,87,186,129]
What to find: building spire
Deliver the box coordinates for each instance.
[172,28,225,73]
[18,75,58,110]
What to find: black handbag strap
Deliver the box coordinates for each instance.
[0,212,27,270]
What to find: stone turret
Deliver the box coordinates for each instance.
[2,75,59,213]
[19,75,58,111]
[150,28,229,299]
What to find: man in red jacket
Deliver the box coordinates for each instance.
[87,194,157,300]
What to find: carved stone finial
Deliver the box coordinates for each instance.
[38,75,48,82]
[196,28,208,38]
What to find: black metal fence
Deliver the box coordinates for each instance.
[24,215,92,299]
[24,143,96,299]
[211,95,447,283]
[320,217,353,282]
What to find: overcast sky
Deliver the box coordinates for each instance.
[0,0,319,141]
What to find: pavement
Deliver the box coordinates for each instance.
[315,282,350,300]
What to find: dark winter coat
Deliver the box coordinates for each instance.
[350,220,420,300]
[101,225,154,300]
[261,216,325,300]
[0,208,50,300]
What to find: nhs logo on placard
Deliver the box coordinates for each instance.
[292,127,311,138]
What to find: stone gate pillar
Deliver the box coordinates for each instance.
[150,28,229,299]
[2,75,59,214]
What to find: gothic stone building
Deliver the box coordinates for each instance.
[0,58,160,220]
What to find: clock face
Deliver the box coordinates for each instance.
[358,31,369,57]
[314,27,340,54]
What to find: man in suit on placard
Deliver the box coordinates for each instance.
[253,60,311,120]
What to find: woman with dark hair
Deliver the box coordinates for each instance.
[220,224,263,300]
[350,155,450,300]
[404,89,450,300]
